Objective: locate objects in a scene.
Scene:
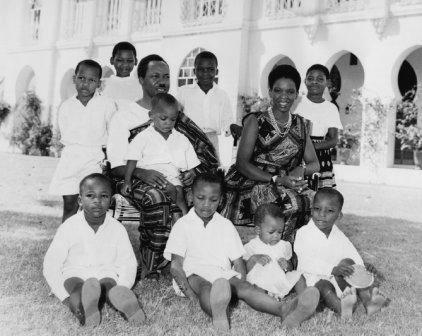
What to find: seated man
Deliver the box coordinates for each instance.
[106,54,218,278]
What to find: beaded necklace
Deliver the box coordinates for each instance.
[268,107,292,138]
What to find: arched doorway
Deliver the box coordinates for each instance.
[393,47,422,166]
[260,55,296,95]
[15,66,36,101]
[327,52,365,165]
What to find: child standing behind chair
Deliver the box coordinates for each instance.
[243,203,305,300]
[294,188,390,319]
[49,60,116,222]
[44,174,145,327]
[122,93,200,215]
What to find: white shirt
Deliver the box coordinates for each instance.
[43,212,137,301]
[243,237,292,262]
[101,74,142,104]
[107,102,150,168]
[177,82,233,135]
[58,94,116,147]
[294,219,364,282]
[164,208,245,277]
[125,124,200,172]
[294,96,343,137]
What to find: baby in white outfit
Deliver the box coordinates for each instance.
[243,203,305,299]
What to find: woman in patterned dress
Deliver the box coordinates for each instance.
[220,65,320,242]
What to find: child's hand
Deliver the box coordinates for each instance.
[251,254,271,266]
[277,258,292,271]
[121,182,132,196]
[180,169,195,186]
[331,265,354,278]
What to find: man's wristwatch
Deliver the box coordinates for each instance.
[271,175,278,184]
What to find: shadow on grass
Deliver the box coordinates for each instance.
[0,211,421,336]
[38,199,62,209]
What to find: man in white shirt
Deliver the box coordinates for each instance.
[101,41,142,104]
[177,51,233,165]
[43,174,145,326]
[294,188,389,319]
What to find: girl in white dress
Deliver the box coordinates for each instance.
[243,203,305,300]
[49,60,116,222]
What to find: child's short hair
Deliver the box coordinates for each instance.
[306,64,329,79]
[314,187,344,209]
[137,54,167,79]
[192,169,225,193]
[268,64,301,91]
[254,203,285,226]
[194,51,218,67]
[79,173,113,194]
[112,41,137,58]
[75,59,102,79]
[151,93,178,111]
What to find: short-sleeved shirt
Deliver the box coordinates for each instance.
[125,124,200,171]
[101,74,142,104]
[107,102,150,168]
[294,219,364,295]
[164,208,245,278]
[243,237,292,262]
[294,96,343,137]
[177,82,233,135]
[58,93,116,147]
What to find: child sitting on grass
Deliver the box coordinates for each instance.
[122,93,200,215]
[43,173,145,327]
[243,203,305,300]
[164,171,320,331]
[294,188,390,319]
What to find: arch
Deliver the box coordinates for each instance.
[60,68,76,102]
[178,47,206,87]
[326,51,365,166]
[15,65,36,100]
[260,54,296,96]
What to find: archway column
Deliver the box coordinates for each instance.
[359,54,396,173]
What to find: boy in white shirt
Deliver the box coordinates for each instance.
[49,60,116,222]
[122,93,200,214]
[243,203,304,300]
[101,41,142,103]
[43,174,145,326]
[164,172,319,331]
[294,188,390,319]
[177,51,233,163]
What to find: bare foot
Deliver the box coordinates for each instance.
[340,287,357,320]
[366,287,390,316]
[281,287,319,329]
[210,278,231,331]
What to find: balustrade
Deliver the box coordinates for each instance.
[96,0,123,35]
[132,0,162,33]
[61,0,87,39]
[180,0,226,26]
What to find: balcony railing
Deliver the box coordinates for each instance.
[324,0,366,14]
[132,0,162,33]
[265,0,302,19]
[180,0,226,26]
[29,0,42,41]
[96,0,123,35]
[61,0,88,40]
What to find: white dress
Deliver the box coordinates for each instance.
[243,237,302,299]
[49,94,116,195]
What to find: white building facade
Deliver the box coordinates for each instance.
[0,0,422,187]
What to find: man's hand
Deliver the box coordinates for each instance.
[121,181,132,196]
[332,265,354,278]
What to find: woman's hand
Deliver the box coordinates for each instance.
[121,181,132,196]
[140,169,168,189]
[180,169,195,186]
[275,175,307,192]
[288,166,305,180]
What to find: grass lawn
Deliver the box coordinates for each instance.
[0,153,421,335]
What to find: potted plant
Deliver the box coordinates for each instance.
[395,98,422,169]
[337,125,360,164]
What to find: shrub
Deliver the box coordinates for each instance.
[9,92,52,156]
[0,99,11,125]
